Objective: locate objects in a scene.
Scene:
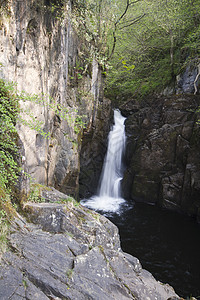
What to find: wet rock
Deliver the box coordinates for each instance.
[176,63,200,94]
[79,98,112,198]
[122,95,200,220]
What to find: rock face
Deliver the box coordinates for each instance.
[176,62,200,94]
[79,98,112,199]
[0,0,109,197]
[0,189,180,299]
[121,95,200,221]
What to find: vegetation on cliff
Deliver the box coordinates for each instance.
[71,0,144,71]
[104,0,200,101]
[0,0,96,243]
[0,67,87,253]
[67,0,200,100]
[0,80,19,193]
[0,79,19,257]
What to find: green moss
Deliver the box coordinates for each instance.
[0,185,18,260]
[65,232,74,238]
[22,279,28,289]
[66,268,73,279]
[98,245,104,253]
[0,79,20,192]
[0,0,12,19]
[86,209,101,222]
[26,183,51,204]
[0,79,21,256]
[0,213,9,260]
[123,283,136,299]
[62,196,80,207]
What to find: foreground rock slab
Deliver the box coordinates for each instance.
[0,189,180,299]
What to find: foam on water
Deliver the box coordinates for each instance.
[81,109,126,213]
[81,196,125,212]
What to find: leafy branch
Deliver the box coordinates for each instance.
[108,0,144,60]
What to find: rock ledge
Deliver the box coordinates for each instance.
[0,189,180,299]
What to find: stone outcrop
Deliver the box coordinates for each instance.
[0,188,180,299]
[121,94,200,221]
[176,61,200,95]
[0,0,109,197]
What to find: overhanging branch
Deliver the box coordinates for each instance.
[108,0,144,60]
[119,14,146,30]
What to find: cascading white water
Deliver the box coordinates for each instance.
[99,109,126,198]
[81,109,126,212]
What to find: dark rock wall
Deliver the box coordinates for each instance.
[121,94,200,221]
[79,98,112,199]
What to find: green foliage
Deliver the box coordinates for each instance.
[0,79,20,192]
[71,0,130,67]
[0,76,88,201]
[47,0,65,22]
[0,206,9,259]
[183,24,200,52]
[18,89,87,137]
[27,183,46,203]
[66,268,73,279]
[0,79,20,257]
[69,64,86,86]
[0,184,17,260]
[74,115,87,134]
[31,0,65,22]
[105,0,200,101]
[63,196,80,207]
[0,0,12,19]
[0,74,88,259]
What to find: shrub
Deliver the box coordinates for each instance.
[0,79,20,193]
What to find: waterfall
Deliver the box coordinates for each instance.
[81,109,126,213]
[98,109,126,198]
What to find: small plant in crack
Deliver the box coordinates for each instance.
[66,268,73,280]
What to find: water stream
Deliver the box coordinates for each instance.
[107,203,200,298]
[80,109,200,298]
[81,109,126,212]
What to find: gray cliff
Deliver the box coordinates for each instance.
[0,0,108,197]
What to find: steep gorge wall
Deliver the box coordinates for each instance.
[121,73,200,221]
[0,0,109,196]
[79,97,112,198]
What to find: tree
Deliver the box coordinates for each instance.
[71,0,144,69]
[105,0,200,101]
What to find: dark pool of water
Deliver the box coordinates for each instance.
[102,201,200,298]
